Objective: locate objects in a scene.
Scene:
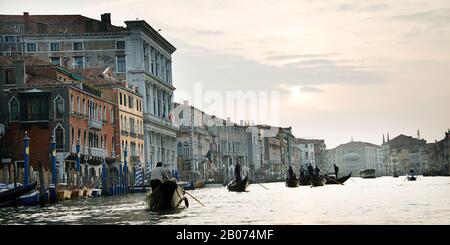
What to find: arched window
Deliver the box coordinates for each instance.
[8,97,19,121]
[77,129,81,145]
[70,94,74,112]
[183,141,189,156]
[54,95,64,120]
[177,142,182,155]
[71,127,74,145]
[82,98,86,115]
[83,129,87,146]
[54,124,64,149]
[77,96,80,112]
[103,106,106,121]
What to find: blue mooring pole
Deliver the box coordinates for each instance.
[102,160,107,196]
[23,131,30,185]
[51,134,57,185]
[124,149,128,194]
[119,162,123,195]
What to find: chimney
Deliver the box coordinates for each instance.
[15,59,25,86]
[101,13,111,30]
[23,12,30,31]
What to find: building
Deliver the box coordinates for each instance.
[0,56,115,187]
[0,12,178,176]
[328,140,383,176]
[298,139,316,169]
[422,130,450,176]
[382,134,426,175]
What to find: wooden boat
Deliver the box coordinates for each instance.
[83,188,93,197]
[91,189,102,197]
[179,181,195,190]
[227,176,250,192]
[71,189,84,198]
[0,180,37,205]
[360,169,376,178]
[145,178,188,211]
[194,180,205,189]
[57,190,72,200]
[310,175,326,187]
[407,174,417,181]
[325,173,352,185]
[285,176,299,187]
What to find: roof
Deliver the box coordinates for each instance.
[384,134,426,148]
[0,14,126,35]
[331,141,381,150]
[0,55,52,66]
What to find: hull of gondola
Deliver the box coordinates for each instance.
[0,180,38,205]
[407,175,417,181]
[299,176,310,186]
[325,173,352,185]
[286,177,299,187]
[310,176,326,186]
[145,179,188,211]
[227,176,250,192]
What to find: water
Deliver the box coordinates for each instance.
[1,177,450,225]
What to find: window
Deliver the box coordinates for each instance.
[177,142,182,155]
[54,95,64,120]
[20,95,49,121]
[9,97,19,121]
[70,94,74,112]
[71,127,74,145]
[116,41,125,50]
[26,43,37,52]
[116,56,126,72]
[123,94,127,107]
[50,57,60,65]
[119,93,122,105]
[5,69,16,84]
[50,42,60,51]
[77,96,80,112]
[4,36,15,43]
[54,125,64,149]
[183,142,189,156]
[74,57,84,69]
[73,42,83,51]
[82,98,86,115]
[129,96,133,109]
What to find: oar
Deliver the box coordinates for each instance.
[182,188,205,207]
[328,178,343,185]
[349,178,358,184]
[257,182,269,190]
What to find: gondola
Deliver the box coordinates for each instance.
[145,178,189,211]
[310,175,326,187]
[0,180,38,205]
[407,175,417,181]
[227,176,250,192]
[286,176,299,187]
[325,173,352,185]
[393,173,399,178]
[299,175,310,186]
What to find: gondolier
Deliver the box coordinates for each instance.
[235,162,242,182]
[288,166,294,180]
[150,162,169,191]
[334,164,339,178]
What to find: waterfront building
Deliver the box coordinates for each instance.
[298,139,316,169]
[382,134,426,175]
[328,140,383,177]
[82,69,145,185]
[421,130,450,176]
[0,12,178,175]
[0,56,115,186]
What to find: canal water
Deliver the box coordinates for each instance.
[1,176,449,224]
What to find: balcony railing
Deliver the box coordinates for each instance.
[88,118,103,130]
[71,145,88,155]
[121,130,129,135]
[89,147,106,158]
[144,113,177,130]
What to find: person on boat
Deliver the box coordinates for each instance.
[299,166,305,179]
[235,162,242,182]
[307,164,314,177]
[334,164,339,178]
[288,166,294,180]
[150,162,169,191]
[314,166,320,177]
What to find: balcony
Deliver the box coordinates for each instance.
[88,118,102,130]
[71,145,88,155]
[144,113,177,130]
[88,147,106,158]
[137,133,144,139]
[121,129,129,135]
[129,131,137,138]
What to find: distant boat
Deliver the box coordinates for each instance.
[227,176,250,192]
[360,169,376,178]
[178,181,194,190]
[407,174,417,181]
[393,173,399,178]
[193,180,205,189]
[325,173,352,185]
[286,176,299,187]
[91,188,102,197]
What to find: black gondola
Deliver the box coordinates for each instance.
[0,180,38,206]
[145,179,188,211]
[325,173,352,185]
[310,175,326,187]
[393,173,399,178]
[299,175,310,186]
[227,176,250,192]
[407,175,417,181]
[286,176,299,187]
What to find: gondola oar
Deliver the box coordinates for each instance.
[328,178,343,185]
[182,188,205,207]
[349,178,358,184]
[257,182,269,190]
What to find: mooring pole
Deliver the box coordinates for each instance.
[23,131,30,185]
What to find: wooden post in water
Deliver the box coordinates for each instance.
[38,161,46,206]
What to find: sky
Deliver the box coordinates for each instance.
[2,0,449,148]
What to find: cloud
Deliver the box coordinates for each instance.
[357,4,389,13]
[301,86,324,93]
[264,53,339,62]
[337,3,355,12]
[392,8,450,25]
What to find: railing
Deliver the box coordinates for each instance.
[71,145,88,155]
[89,147,106,158]
[144,113,177,130]
[88,118,103,130]
[121,130,129,135]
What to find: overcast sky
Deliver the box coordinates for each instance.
[2,0,449,148]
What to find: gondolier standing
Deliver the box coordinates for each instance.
[235,162,242,182]
[288,166,294,180]
[150,162,169,191]
[334,164,339,178]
